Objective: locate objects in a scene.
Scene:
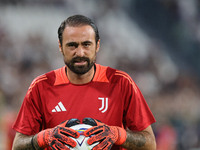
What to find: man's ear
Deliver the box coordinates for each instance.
[96,39,100,53]
[58,40,64,55]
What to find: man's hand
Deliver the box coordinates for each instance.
[36,119,80,150]
[83,118,127,150]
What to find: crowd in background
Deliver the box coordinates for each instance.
[0,0,200,149]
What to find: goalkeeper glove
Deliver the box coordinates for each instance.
[36,119,80,150]
[83,118,127,150]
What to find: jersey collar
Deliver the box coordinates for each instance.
[54,64,109,86]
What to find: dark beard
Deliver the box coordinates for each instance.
[65,56,95,75]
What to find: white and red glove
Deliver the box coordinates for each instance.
[83,118,127,150]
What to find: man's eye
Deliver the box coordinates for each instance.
[83,43,91,47]
[84,44,89,47]
[68,44,75,47]
[68,44,73,47]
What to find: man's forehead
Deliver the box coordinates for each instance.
[62,25,96,42]
[64,25,95,35]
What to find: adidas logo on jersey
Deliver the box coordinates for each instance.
[52,102,66,112]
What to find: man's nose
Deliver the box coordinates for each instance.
[75,46,84,57]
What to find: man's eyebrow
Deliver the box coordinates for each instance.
[82,41,92,44]
[66,42,79,47]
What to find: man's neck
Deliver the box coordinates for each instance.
[66,65,95,84]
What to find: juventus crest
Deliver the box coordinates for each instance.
[98,97,108,113]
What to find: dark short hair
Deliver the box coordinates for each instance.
[58,15,100,46]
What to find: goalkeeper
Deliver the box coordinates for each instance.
[12,15,156,150]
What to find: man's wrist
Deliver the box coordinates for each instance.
[31,135,36,150]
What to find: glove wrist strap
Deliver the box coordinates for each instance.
[115,127,127,145]
[37,129,50,148]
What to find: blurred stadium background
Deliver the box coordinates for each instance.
[0,0,200,149]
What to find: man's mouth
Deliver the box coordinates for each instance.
[72,57,89,66]
[74,61,87,65]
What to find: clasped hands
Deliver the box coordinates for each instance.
[36,118,127,150]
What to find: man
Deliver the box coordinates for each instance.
[12,15,156,150]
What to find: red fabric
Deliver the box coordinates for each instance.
[13,64,155,150]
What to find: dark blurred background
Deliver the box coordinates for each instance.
[0,0,200,149]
